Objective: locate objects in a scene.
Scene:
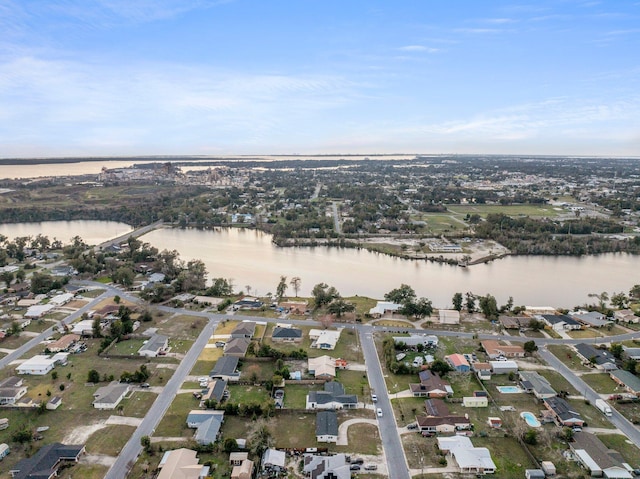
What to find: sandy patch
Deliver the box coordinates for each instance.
[80,454,117,466]
[63,422,108,444]
[105,415,143,426]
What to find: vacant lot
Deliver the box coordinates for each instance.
[547,344,591,371]
[581,372,618,394]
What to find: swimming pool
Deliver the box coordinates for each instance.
[496,385,523,394]
[520,412,541,427]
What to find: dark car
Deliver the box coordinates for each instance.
[407,423,418,430]
[351,458,364,465]
[350,465,361,471]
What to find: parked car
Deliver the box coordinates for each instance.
[274,389,285,399]
[364,464,378,471]
[350,465,361,471]
[407,423,418,430]
[140,383,150,388]
[371,394,378,402]
[351,458,364,465]
[376,408,383,417]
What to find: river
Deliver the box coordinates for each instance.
[1,221,636,308]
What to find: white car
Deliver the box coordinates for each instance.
[376,408,383,417]
[371,394,378,402]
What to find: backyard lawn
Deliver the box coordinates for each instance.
[581,372,618,394]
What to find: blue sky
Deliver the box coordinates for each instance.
[1,0,639,157]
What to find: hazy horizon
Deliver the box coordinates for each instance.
[2,1,639,157]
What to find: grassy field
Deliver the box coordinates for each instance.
[473,436,537,478]
[227,383,270,404]
[335,369,369,396]
[335,422,381,455]
[156,314,208,342]
[581,373,618,394]
[547,344,591,371]
[542,370,579,396]
[567,329,601,339]
[284,383,323,409]
[599,433,640,467]
[154,392,197,437]
[447,203,560,218]
[86,424,136,455]
[343,295,378,317]
[59,464,109,479]
[412,213,467,235]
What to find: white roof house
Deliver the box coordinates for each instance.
[49,293,74,307]
[71,319,95,335]
[16,355,57,375]
[24,304,55,319]
[368,301,403,317]
[309,329,341,350]
[438,436,496,474]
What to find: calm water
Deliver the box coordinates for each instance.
[139,227,640,309]
[0,220,133,245]
[1,220,637,308]
[0,160,144,179]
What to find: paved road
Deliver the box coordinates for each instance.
[95,219,164,251]
[0,289,113,370]
[538,346,640,446]
[104,314,220,479]
[331,202,341,234]
[359,325,410,479]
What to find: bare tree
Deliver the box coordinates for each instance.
[290,276,301,297]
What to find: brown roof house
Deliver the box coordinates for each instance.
[410,370,453,398]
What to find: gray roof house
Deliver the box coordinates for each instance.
[570,432,633,478]
[138,333,169,358]
[210,356,241,381]
[230,321,256,338]
[223,337,251,357]
[306,381,358,410]
[186,410,225,445]
[574,343,617,370]
[570,311,612,328]
[316,411,339,443]
[201,379,227,404]
[540,314,582,331]
[543,397,584,426]
[609,369,640,396]
[0,377,27,406]
[519,371,557,399]
[271,326,303,342]
[92,382,130,410]
[9,443,85,479]
[623,347,640,360]
[262,448,286,472]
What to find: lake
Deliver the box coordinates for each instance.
[1,220,636,308]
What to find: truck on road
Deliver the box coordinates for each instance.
[595,399,612,416]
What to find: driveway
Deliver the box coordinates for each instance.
[336,418,379,446]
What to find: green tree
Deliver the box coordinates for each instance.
[88,369,100,383]
[452,292,463,311]
[276,275,288,301]
[140,435,152,453]
[610,343,624,359]
[523,430,538,445]
[311,283,340,308]
[112,266,135,287]
[523,341,538,354]
[12,428,34,444]
[478,294,499,320]
[326,299,356,317]
[384,284,416,304]
[289,276,301,297]
[629,284,640,301]
[465,292,476,313]
[400,298,433,319]
[610,292,628,309]
[207,277,234,296]
[223,437,238,453]
[430,359,453,376]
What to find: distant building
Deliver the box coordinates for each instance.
[309,329,341,350]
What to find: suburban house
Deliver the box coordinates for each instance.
[543,397,584,427]
[303,453,351,479]
[230,321,256,338]
[540,314,582,331]
[210,356,241,382]
[622,347,640,360]
[231,458,254,479]
[309,329,341,350]
[230,452,249,466]
[92,382,130,410]
[157,448,210,479]
[16,355,57,375]
[9,443,85,479]
[48,292,74,307]
[308,356,337,380]
[416,398,472,434]
[393,334,438,348]
[368,301,403,318]
[570,311,613,328]
[70,319,95,336]
[519,371,557,399]
[410,370,453,398]
[472,362,492,381]
[200,379,227,405]
[316,410,339,443]
[445,353,470,372]
[481,340,525,359]
[271,326,303,343]
[138,333,169,358]
[574,343,617,370]
[223,337,251,357]
[570,432,633,479]
[438,309,460,325]
[47,334,80,353]
[609,369,640,396]
[232,298,263,310]
[489,360,519,375]
[262,448,286,474]
[0,377,28,405]
[437,436,496,474]
[186,410,224,445]
[24,304,55,319]
[614,309,639,324]
[306,381,357,410]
